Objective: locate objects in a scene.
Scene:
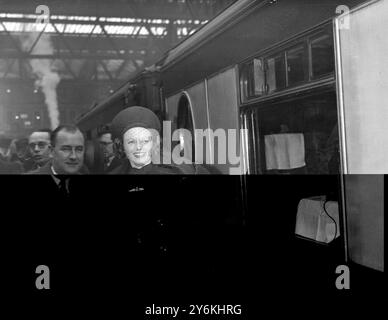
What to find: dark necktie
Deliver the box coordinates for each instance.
[58,176,70,196]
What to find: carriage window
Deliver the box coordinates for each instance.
[286,45,307,86]
[265,54,286,93]
[311,34,334,78]
[240,59,265,101]
[253,91,339,174]
[238,26,334,104]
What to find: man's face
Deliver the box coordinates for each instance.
[51,130,85,174]
[28,132,51,165]
[123,127,154,169]
[99,133,114,159]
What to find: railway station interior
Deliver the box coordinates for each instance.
[0,0,385,312]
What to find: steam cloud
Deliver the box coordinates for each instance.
[19,31,60,129]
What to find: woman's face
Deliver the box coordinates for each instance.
[123,127,154,169]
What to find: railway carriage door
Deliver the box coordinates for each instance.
[177,94,195,163]
[334,0,388,174]
[334,0,386,271]
[241,90,339,175]
[207,67,240,174]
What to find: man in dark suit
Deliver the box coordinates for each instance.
[97,124,122,173]
[29,125,88,197]
[26,129,52,172]
[14,125,90,294]
[30,125,85,174]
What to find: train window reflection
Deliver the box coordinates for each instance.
[253,59,265,96]
[254,91,339,174]
[239,63,249,101]
[286,45,307,86]
[311,34,334,78]
[265,54,286,93]
[240,59,265,101]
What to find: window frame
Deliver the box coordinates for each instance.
[238,26,334,104]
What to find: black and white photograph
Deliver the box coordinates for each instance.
[0,0,385,317]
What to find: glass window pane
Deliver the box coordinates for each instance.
[246,62,256,97]
[240,59,265,101]
[286,45,307,85]
[253,59,265,96]
[311,34,334,78]
[240,64,249,101]
[254,91,339,174]
[266,54,286,93]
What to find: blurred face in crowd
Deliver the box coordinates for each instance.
[123,127,154,169]
[16,145,28,160]
[51,129,85,174]
[28,131,51,165]
[99,133,114,160]
[14,139,29,160]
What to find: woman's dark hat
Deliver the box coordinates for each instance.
[111,106,161,139]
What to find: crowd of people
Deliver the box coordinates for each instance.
[0,105,211,177]
[1,106,244,300]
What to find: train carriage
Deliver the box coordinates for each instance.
[77,0,385,274]
[77,0,388,175]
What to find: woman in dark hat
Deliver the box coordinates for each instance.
[109,106,183,174]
